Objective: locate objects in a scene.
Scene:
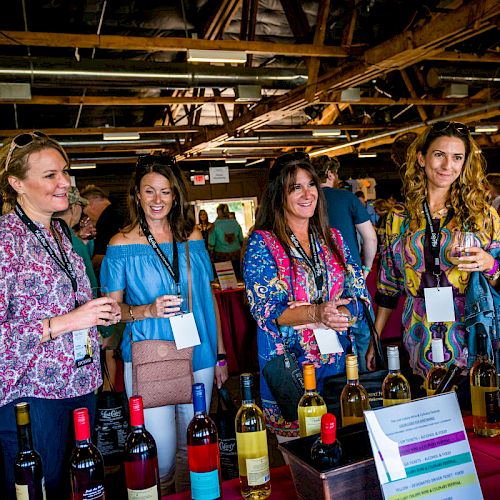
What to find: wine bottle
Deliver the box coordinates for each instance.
[382,346,411,406]
[235,373,271,500]
[470,327,500,437]
[70,408,105,500]
[298,363,327,437]
[434,362,468,394]
[340,355,370,427]
[426,338,448,396]
[124,396,160,499]
[187,383,221,500]
[310,413,343,469]
[14,402,46,500]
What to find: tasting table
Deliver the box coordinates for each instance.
[164,416,500,500]
[213,285,259,375]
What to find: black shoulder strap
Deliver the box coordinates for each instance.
[53,217,72,241]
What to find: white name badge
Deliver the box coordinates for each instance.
[313,328,344,355]
[73,329,93,367]
[424,286,455,323]
[169,312,201,350]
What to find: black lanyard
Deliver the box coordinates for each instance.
[139,218,181,295]
[287,229,324,302]
[423,200,454,286]
[15,203,79,307]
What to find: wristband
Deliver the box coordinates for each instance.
[217,353,227,361]
[362,265,371,274]
[217,359,228,367]
[47,317,54,341]
[129,305,136,322]
[484,259,499,277]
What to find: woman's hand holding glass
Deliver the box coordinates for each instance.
[449,231,494,273]
[288,298,352,331]
[66,297,121,329]
[145,294,183,318]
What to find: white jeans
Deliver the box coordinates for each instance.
[124,362,214,494]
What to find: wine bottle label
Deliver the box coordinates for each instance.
[127,485,159,500]
[236,430,269,477]
[471,385,499,417]
[82,485,105,500]
[383,398,411,407]
[189,469,221,500]
[485,390,499,424]
[15,480,46,500]
[305,416,322,436]
[245,456,270,486]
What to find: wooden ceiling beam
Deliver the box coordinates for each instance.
[400,69,428,122]
[203,0,243,40]
[0,31,348,58]
[427,51,500,64]
[279,0,311,40]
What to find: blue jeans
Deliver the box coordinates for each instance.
[0,393,96,500]
[352,321,370,373]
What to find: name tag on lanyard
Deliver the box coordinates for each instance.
[73,329,93,367]
[424,286,455,323]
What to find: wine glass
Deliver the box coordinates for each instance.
[449,231,479,266]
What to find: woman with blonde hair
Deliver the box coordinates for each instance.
[367,122,500,395]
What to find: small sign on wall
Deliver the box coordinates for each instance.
[193,174,206,185]
[209,166,230,184]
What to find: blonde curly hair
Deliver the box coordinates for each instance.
[403,122,490,232]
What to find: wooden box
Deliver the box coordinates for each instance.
[279,423,382,500]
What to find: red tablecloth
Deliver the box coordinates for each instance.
[214,287,259,374]
[165,418,500,500]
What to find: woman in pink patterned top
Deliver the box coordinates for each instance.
[0,132,120,499]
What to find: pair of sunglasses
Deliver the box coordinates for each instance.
[430,121,469,137]
[4,131,49,172]
[137,153,177,169]
[269,151,310,181]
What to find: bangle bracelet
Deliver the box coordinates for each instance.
[362,265,371,274]
[217,359,227,367]
[129,305,136,322]
[217,353,227,361]
[48,317,54,341]
[484,259,499,277]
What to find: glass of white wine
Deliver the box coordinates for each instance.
[448,231,479,266]
[338,289,359,327]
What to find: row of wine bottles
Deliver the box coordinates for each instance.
[13,374,270,500]
[297,331,500,440]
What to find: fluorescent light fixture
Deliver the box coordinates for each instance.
[235,85,262,102]
[186,49,247,64]
[340,87,361,101]
[358,152,377,158]
[0,82,31,100]
[312,129,341,137]
[225,158,247,164]
[102,132,140,141]
[475,124,498,133]
[70,163,97,169]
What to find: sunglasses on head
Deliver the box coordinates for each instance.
[269,151,310,181]
[430,121,469,137]
[136,153,177,169]
[4,131,49,172]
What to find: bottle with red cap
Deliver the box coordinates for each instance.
[123,395,160,498]
[70,407,105,500]
[310,413,343,469]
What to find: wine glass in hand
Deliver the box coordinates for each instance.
[449,231,479,266]
[338,296,359,327]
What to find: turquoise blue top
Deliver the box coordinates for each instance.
[100,240,217,370]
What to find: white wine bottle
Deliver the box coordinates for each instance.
[382,346,411,406]
[298,363,327,437]
[470,327,500,437]
[426,338,448,396]
[235,373,271,499]
[340,355,370,427]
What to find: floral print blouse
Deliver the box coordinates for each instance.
[0,213,101,407]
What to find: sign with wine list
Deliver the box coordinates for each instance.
[365,392,483,500]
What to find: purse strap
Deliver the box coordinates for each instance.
[361,300,386,369]
[185,241,193,312]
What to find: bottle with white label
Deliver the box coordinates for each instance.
[426,338,448,396]
[298,363,327,437]
[382,346,411,406]
[235,373,271,499]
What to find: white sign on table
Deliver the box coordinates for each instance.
[214,261,238,290]
[364,392,483,500]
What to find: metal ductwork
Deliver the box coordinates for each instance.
[427,67,500,88]
[0,57,307,90]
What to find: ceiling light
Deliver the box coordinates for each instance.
[235,85,262,102]
[70,163,97,169]
[312,129,342,137]
[0,82,31,100]
[443,83,468,98]
[340,87,361,101]
[358,152,377,158]
[475,124,498,133]
[186,49,247,64]
[225,158,247,164]
[102,132,140,141]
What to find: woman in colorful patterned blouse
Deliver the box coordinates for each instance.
[0,132,121,498]
[243,152,369,438]
[367,122,500,389]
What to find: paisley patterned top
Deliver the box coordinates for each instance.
[0,213,101,407]
[243,228,368,436]
[376,203,500,378]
